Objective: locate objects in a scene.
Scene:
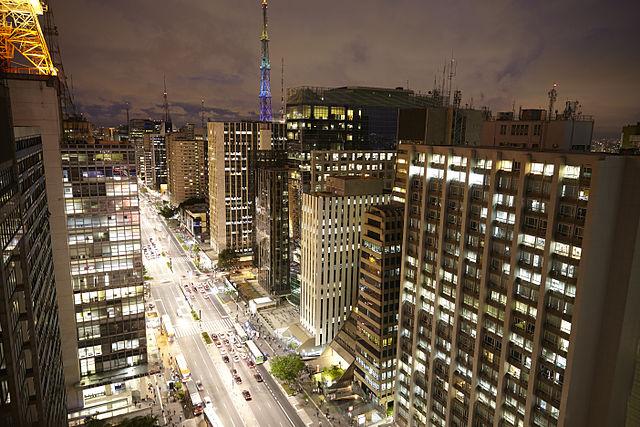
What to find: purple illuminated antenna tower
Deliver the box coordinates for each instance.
[259,0,273,122]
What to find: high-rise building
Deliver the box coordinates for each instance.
[61,142,148,394]
[6,74,81,410]
[300,176,391,346]
[620,122,640,154]
[286,86,439,153]
[255,149,290,296]
[393,144,640,427]
[397,106,484,147]
[129,119,169,192]
[0,120,68,424]
[480,107,594,152]
[167,126,206,205]
[208,121,285,256]
[353,204,404,411]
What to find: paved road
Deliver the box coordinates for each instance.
[140,194,307,427]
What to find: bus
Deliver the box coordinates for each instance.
[175,353,191,381]
[245,340,264,365]
[161,315,175,342]
[190,392,204,416]
[204,407,223,426]
[234,323,248,344]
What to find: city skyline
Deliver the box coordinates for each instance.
[55,0,639,138]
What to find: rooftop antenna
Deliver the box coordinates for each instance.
[201,98,205,129]
[163,74,171,125]
[548,83,558,121]
[125,101,130,131]
[447,56,456,106]
[280,57,285,122]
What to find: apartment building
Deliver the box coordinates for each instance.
[208,120,286,256]
[354,204,404,411]
[167,128,206,205]
[393,144,640,427]
[62,142,148,399]
[0,122,68,425]
[300,176,391,346]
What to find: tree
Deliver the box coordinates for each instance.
[270,354,305,384]
[117,415,159,427]
[158,203,177,219]
[217,249,240,270]
[85,417,110,427]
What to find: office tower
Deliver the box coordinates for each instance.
[393,144,640,427]
[480,106,594,151]
[620,122,640,154]
[208,120,285,256]
[129,119,168,192]
[354,204,404,411]
[255,149,290,296]
[397,106,484,146]
[167,127,206,205]
[61,142,148,394]
[286,86,439,152]
[300,177,391,346]
[6,74,81,409]
[0,119,68,423]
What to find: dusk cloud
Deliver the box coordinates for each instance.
[56,0,640,137]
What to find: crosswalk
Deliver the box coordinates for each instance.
[174,318,233,338]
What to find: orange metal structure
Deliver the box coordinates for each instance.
[0,0,56,75]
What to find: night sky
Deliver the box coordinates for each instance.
[55,0,640,138]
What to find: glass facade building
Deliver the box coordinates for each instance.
[61,143,147,381]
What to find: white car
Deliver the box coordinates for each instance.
[204,396,212,407]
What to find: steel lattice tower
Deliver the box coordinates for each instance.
[258,0,272,122]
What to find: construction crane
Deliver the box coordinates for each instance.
[0,0,57,75]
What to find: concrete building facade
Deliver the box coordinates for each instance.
[353,204,404,411]
[208,121,286,257]
[0,119,68,424]
[6,74,82,410]
[480,109,594,152]
[393,144,640,427]
[300,177,391,346]
[167,129,206,205]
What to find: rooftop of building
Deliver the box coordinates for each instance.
[398,142,640,160]
[287,85,440,108]
[368,203,405,218]
[182,203,208,214]
[315,176,386,197]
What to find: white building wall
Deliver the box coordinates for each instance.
[300,191,391,346]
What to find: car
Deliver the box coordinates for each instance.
[216,341,223,348]
[242,390,252,401]
[203,396,212,408]
[240,353,247,360]
[246,360,255,369]
[220,349,227,355]
[211,334,219,341]
[203,294,209,299]
[254,373,263,382]
[234,375,242,384]
[231,369,238,376]
[219,332,226,339]
[222,355,230,363]
[196,380,204,391]
[233,355,240,363]
[223,339,230,345]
